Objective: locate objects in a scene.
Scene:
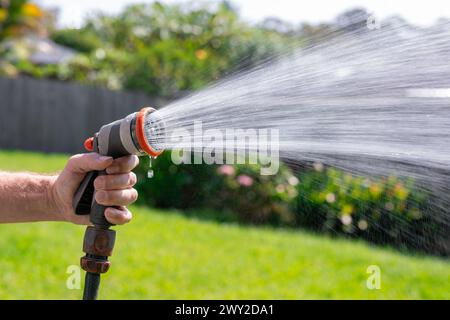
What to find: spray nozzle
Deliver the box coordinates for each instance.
[132,107,166,157]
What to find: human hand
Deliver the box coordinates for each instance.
[50,153,139,225]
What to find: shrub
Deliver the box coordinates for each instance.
[134,153,448,255]
[47,2,297,97]
[134,152,297,225]
[294,165,447,255]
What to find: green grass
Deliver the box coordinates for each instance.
[0,150,449,299]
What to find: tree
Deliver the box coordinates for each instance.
[0,0,45,40]
[50,1,297,97]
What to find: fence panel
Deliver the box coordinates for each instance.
[0,76,167,154]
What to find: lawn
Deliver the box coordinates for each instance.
[0,150,448,299]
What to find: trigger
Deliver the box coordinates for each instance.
[73,171,98,215]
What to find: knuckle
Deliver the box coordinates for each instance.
[67,154,82,167]
[112,174,128,188]
[95,190,109,205]
[69,154,80,162]
[94,176,105,189]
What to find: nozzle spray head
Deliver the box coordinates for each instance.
[132,107,165,157]
[87,107,166,158]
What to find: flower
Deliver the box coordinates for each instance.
[358,220,368,230]
[195,49,208,60]
[237,174,253,187]
[341,215,352,226]
[217,165,235,176]
[326,193,336,203]
[22,3,43,18]
[313,162,324,172]
[288,176,299,186]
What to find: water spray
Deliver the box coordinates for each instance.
[72,107,165,300]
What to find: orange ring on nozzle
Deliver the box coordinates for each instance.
[84,137,94,152]
[135,107,164,157]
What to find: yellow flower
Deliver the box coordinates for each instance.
[341,204,354,215]
[22,3,43,18]
[394,183,408,200]
[195,49,208,60]
[0,8,7,23]
[369,183,382,198]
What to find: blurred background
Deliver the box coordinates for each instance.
[0,0,449,299]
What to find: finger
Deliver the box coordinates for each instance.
[105,206,132,225]
[95,188,138,206]
[66,153,113,175]
[106,155,139,174]
[94,172,137,190]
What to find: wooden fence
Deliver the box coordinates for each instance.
[0,76,168,153]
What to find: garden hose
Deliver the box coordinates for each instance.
[83,272,101,300]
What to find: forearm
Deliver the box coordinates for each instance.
[0,172,61,223]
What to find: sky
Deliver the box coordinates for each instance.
[37,0,450,28]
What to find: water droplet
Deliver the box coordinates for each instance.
[147,156,154,178]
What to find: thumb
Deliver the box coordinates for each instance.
[66,153,113,174]
[61,153,113,188]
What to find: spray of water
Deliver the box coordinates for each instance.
[152,21,450,254]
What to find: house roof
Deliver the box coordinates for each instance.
[25,35,76,65]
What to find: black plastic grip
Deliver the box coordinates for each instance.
[89,170,111,227]
[73,171,97,215]
[73,170,113,228]
[73,124,131,229]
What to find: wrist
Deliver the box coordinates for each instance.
[46,175,67,222]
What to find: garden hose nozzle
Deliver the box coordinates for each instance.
[72,107,165,300]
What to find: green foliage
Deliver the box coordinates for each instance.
[51,28,101,53]
[132,152,448,255]
[0,0,33,40]
[44,2,297,97]
[203,163,298,225]
[134,153,297,225]
[0,0,46,76]
[135,152,217,209]
[294,166,444,251]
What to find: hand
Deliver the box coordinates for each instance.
[50,153,139,225]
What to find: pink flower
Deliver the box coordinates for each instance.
[237,174,253,187]
[217,165,235,176]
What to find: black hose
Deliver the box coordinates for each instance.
[83,272,100,300]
